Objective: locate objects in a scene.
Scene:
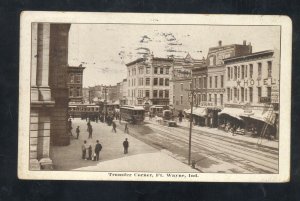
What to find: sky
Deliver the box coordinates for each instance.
[68,24,280,87]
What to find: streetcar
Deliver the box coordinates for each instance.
[68,103,100,119]
[149,105,169,117]
[120,105,145,124]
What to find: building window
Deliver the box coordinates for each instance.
[165,78,169,86]
[128,70,130,76]
[160,67,164,74]
[199,77,203,88]
[234,66,237,80]
[267,87,272,98]
[75,75,81,83]
[159,78,164,86]
[154,67,158,74]
[153,90,158,98]
[180,96,183,104]
[245,65,248,78]
[153,78,158,86]
[165,90,169,98]
[238,66,240,79]
[258,63,262,79]
[214,94,217,106]
[181,83,183,91]
[241,87,244,102]
[166,68,169,74]
[227,88,230,101]
[227,67,230,80]
[245,88,247,101]
[230,68,233,80]
[268,61,272,77]
[69,73,74,83]
[76,87,80,96]
[249,87,253,102]
[237,88,239,101]
[220,94,223,105]
[128,90,130,96]
[145,90,150,97]
[249,64,253,78]
[234,87,237,100]
[69,87,73,97]
[209,94,212,102]
[215,76,218,88]
[221,75,224,88]
[241,65,245,79]
[204,77,207,88]
[230,88,233,100]
[146,78,150,86]
[146,67,150,74]
[209,76,212,88]
[194,78,197,88]
[257,87,262,103]
[128,80,130,86]
[159,90,164,98]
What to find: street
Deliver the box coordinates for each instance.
[117,118,279,173]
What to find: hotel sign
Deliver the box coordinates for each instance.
[271,85,279,103]
[199,101,214,107]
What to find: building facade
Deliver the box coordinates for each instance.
[222,49,280,138]
[30,23,71,170]
[191,40,253,127]
[67,65,85,103]
[126,55,173,106]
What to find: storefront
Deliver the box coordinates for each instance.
[185,107,207,126]
[218,107,245,132]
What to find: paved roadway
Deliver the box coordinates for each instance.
[120,120,279,174]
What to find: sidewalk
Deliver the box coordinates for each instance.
[145,117,279,149]
[51,118,196,172]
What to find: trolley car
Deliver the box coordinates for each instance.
[68,103,100,119]
[149,105,169,117]
[120,105,145,124]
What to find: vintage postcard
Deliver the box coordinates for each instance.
[18,12,292,182]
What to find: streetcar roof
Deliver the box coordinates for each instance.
[121,105,145,110]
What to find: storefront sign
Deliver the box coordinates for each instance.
[199,101,214,107]
[260,97,271,103]
[271,85,279,103]
[207,88,226,93]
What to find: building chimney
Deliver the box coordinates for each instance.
[243,40,246,45]
[218,40,222,47]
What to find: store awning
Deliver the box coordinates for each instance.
[218,107,243,120]
[185,107,207,117]
[240,109,276,125]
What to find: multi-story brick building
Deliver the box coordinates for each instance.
[221,49,279,139]
[67,64,85,103]
[126,55,173,106]
[191,40,253,127]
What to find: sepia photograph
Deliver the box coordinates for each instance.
[18,12,292,182]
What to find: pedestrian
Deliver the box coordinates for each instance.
[87,120,91,131]
[76,126,80,139]
[123,138,129,154]
[124,123,129,134]
[68,119,73,136]
[94,140,102,161]
[88,145,92,160]
[88,125,93,139]
[82,140,87,159]
[112,121,117,133]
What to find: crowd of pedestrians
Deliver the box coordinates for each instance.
[68,116,130,162]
